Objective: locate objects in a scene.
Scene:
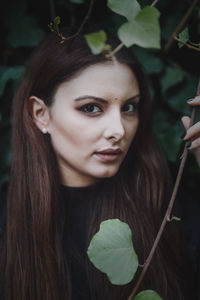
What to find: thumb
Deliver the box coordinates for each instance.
[181,116,191,131]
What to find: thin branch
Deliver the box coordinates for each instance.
[173,36,200,52]
[127,78,200,300]
[62,0,94,42]
[105,42,124,58]
[151,0,159,7]
[164,0,199,52]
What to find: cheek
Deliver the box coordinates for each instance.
[126,118,139,143]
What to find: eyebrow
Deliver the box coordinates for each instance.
[74,94,140,103]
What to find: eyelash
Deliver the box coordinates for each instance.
[78,102,138,115]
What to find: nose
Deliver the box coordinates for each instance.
[103,109,125,142]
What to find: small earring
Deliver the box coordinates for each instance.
[42,128,48,134]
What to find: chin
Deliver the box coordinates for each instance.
[93,166,120,179]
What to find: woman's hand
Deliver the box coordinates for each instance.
[181,96,200,167]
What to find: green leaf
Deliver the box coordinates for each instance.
[87,219,138,285]
[0,66,25,96]
[7,16,45,48]
[85,30,107,54]
[169,215,181,222]
[133,290,164,300]
[107,0,141,21]
[154,123,182,162]
[118,6,160,49]
[54,16,61,25]
[178,27,189,48]
[69,0,84,3]
[160,66,184,92]
[132,47,164,74]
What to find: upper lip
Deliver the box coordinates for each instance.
[95,148,122,154]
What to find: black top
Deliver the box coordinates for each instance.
[0,181,105,300]
[0,181,200,299]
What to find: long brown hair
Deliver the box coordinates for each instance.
[0,26,190,299]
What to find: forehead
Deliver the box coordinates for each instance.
[54,62,140,101]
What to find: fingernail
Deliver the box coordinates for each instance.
[187,98,194,103]
[186,141,191,148]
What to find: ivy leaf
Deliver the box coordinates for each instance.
[118,6,160,49]
[178,27,189,48]
[85,30,107,54]
[87,219,138,285]
[0,66,25,96]
[107,0,141,21]
[133,290,164,300]
[160,66,184,92]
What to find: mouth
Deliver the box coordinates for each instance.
[94,148,122,162]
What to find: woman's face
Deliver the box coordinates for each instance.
[47,62,140,186]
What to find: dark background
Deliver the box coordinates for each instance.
[0,0,199,198]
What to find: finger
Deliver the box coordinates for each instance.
[183,121,200,140]
[188,137,200,150]
[187,95,200,106]
[181,116,190,130]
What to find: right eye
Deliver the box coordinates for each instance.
[79,103,102,114]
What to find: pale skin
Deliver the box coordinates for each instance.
[30,62,200,187]
[31,62,140,187]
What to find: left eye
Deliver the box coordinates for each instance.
[122,103,136,112]
[79,103,102,114]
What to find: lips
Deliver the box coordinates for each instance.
[94,148,122,162]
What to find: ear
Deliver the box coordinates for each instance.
[29,96,50,133]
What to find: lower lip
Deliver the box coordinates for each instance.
[94,153,121,162]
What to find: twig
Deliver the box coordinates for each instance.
[49,0,94,43]
[151,0,159,7]
[105,42,124,58]
[62,0,94,42]
[127,79,200,300]
[173,36,200,52]
[164,0,199,52]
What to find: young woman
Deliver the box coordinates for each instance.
[0,26,199,300]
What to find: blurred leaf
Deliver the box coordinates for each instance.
[118,7,160,49]
[85,30,107,54]
[160,66,184,92]
[0,66,25,96]
[87,219,138,285]
[167,75,198,115]
[107,0,141,21]
[155,123,182,162]
[132,47,164,73]
[178,27,189,43]
[7,16,45,48]
[178,27,189,48]
[133,290,163,300]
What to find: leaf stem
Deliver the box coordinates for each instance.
[164,0,199,52]
[127,79,200,300]
[173,36,200,52]
[105,42,124,58]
